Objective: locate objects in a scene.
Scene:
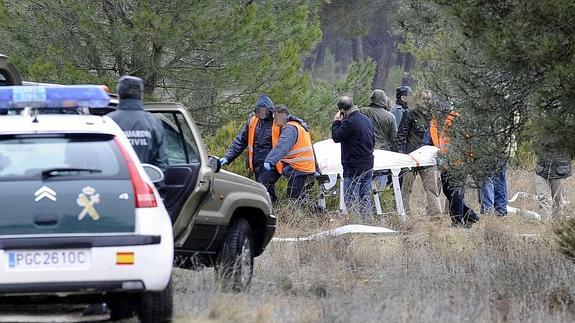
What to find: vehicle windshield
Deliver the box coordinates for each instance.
[0,134,127,180]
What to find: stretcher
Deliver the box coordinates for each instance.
[313,139,440,220]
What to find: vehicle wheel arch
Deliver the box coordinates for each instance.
[228,206,267,257]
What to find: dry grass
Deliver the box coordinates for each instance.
[172,169,575,322]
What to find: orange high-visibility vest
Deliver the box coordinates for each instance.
[271,121,315,174]
[430,111,458,154]
[247,116,260,172]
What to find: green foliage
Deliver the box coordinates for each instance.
[0,0,322,131]
[398,0,575,258]
[318,0,383,39]
[398,0,575,181]
[205,120,251,178]
[298,58,377,139]
[384,65,404,98]
[206,58,376,180]
[555,218,575,261]
[311,49,347,84]
[510,140,537,171]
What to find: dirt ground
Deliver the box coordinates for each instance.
[170,169,575,322]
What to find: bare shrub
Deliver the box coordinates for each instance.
[174,169,575,322]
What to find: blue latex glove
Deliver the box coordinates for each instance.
[219,157,228,166]
[314,171,320,176]
[263,162,272,171]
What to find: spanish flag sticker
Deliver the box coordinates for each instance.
[116,252,134,265]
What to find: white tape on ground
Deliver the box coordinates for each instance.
[272,224,397,242]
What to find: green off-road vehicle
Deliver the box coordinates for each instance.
[143,102,276,292]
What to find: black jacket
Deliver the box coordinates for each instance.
[396,108,429,154]
[535,150,573,180]
[332,109,375,177]
[108,99,168,170]
[224,116,273,174]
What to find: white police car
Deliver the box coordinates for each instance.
[0,85,173,322]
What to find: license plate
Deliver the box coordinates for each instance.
[5,249,90,270]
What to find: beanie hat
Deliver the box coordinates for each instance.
[395,85,413,100]
[117,76,144,100]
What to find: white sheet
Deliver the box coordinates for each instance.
[314,139,439,175]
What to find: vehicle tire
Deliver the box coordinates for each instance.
[108,294,136,321]
[216,218,254,293]
[138,279,173,323]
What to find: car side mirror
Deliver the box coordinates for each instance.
[142,163,165,183]
[208,156,221,173]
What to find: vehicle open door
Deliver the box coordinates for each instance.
[143,103,214,248]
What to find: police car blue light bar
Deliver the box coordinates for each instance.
[0,85,110,109]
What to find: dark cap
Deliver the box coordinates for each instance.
[337,96,353,111]
[117,76,144,100]
[395,85,413,99]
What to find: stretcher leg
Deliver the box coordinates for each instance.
[391,168,406,221]
[374,191,383,215]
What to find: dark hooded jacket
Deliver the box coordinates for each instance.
[223,95,274,174]
[361,90,397,151]
[108,99,168,170]
[332,108,375,177]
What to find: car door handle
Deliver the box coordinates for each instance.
[34,214,59,226]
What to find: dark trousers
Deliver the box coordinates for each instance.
[258,170,312,203]
[256,170,279,203]
[440,172,479,225]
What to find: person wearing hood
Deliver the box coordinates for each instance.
[221,94,278,200]
[108,76,168,170]
[361,89,397,152]
[360,89,397,200]
[332,96,375,223]
[260,105,316,201]
[396,89,442,219]
[391,85,414,128]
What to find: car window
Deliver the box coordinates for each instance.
[0,134,127,180]
[155,112,200,165]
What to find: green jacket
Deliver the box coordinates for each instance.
[360,104,397,151]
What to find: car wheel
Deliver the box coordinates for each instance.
[107,294,136,321]
[216,218,254,293]
[138,279,173,323]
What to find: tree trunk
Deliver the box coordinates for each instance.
[143,43,163,96]
[372,41,392,89]
[303,55,314,70]
[313,37,327,74]
[401,53,416,87]
[352,37,364,61]
[333,38,345,73]
[403,53,416,72]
